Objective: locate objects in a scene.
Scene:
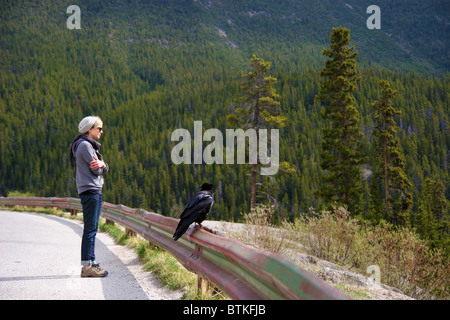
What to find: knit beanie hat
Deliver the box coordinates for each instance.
[78,116,98,134]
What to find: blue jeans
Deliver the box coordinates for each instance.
[80,193,102,266]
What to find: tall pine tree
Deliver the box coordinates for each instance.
[371,80,413,227]
[315,27,366,215]
[227,55,288,210]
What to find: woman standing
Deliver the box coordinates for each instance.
[70,116,109,277]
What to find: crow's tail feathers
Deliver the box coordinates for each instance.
[173,221,190,241]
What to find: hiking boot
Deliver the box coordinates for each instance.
[81,264,108,277]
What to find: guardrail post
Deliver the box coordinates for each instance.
[192,244,211,297]
[126,228,136,237]
[70,209,78,216]
[197,276,210,297]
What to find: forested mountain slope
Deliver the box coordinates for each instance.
[0,0,448,225]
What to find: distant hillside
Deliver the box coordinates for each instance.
[189,0,449,75]
[2,0,448,74]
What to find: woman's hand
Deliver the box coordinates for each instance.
[90,156,106,170]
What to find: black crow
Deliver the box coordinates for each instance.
[173,183,214,241]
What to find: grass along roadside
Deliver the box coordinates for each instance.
[99,221,226,299]
[0,205,226,300]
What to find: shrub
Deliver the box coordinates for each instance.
[7,190,35,197]
[236,204,290,255]
[285,205,359,266]
[285,206,449,299]
[358,221,449,299]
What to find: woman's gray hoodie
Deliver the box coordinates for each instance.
[71,137,109,194]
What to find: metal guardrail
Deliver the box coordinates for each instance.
[0,196,351,300]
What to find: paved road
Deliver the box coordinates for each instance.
[0,210,182,300]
